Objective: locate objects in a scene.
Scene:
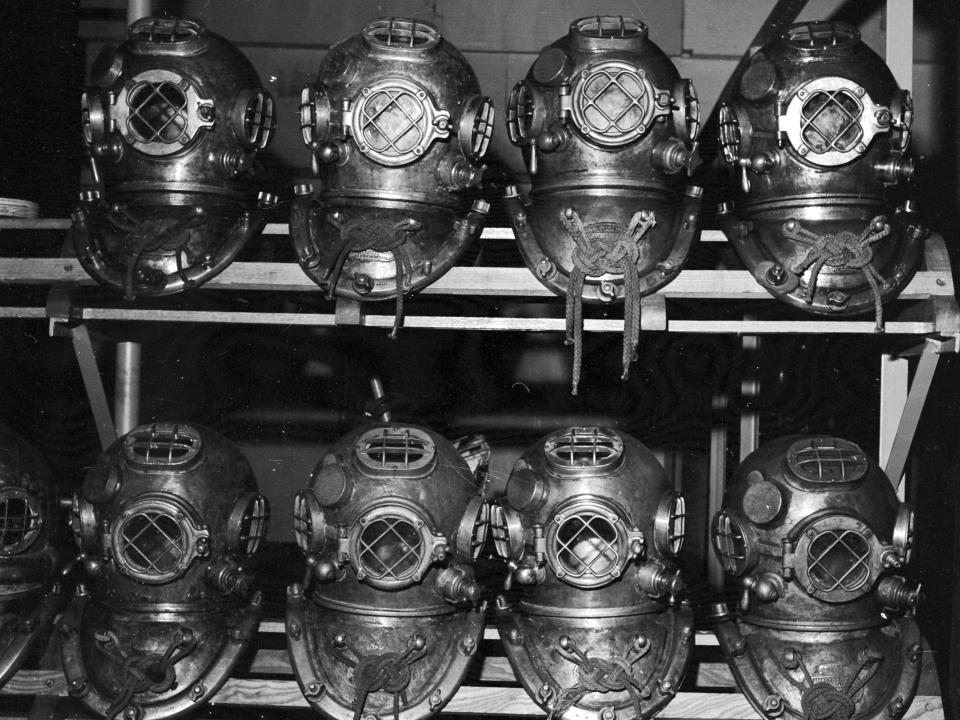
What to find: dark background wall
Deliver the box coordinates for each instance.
[0,0,958,716]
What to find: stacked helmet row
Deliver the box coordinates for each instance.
[0,421,922,720]
[76,15,925,392]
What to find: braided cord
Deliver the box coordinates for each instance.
[547,635,650,720]
[783,216,892,330]
[331,633,427,720]
[97,628,197,720]
[560,208,655,395]
[774,647,883,720]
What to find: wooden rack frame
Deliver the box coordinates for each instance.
[0,218,954,719]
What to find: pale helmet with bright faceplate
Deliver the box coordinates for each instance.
[717,21,926,330]
[286,423,489,720]
[493,427,692,720]
[0,426,62,687]
[504,16,703,394]
[75,16,278,300]
[710,436,921,720]
[61,423,269,720]
[291,17,494,336]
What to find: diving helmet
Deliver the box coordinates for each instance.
[75,16,278,299]
[61,422,269,720]
[292,17,493,336]
[0,426,62,686]
[717,21,926,329]
[494,427,692,719]
[710,436,921,720]
[287,422,489,720]
[504,16,703,393]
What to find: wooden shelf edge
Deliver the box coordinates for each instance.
[0,260,953,301]
[0,675,942,720]
[0,305,953,335]
[0,306,948,335]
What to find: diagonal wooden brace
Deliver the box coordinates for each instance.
[882,337,944,489]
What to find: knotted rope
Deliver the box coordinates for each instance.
[322,218,422,338]
[95,627,197,720]
[560,208,656,395]
[330,632,428,720]
[776,647,882,720]
[548,634,650,720]
[105,204,206,301]
[782,216,891,332]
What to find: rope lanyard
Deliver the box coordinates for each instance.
[549,634,651,719]
[782,216,891,332]
[330,632,428,720]
[560,207,656,394]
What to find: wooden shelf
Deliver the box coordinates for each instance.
[0,623,943,720]
[0,222,956,336]
[0,219,951,720]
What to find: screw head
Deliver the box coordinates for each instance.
[826,291,849,311]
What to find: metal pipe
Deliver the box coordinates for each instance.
[708,393,729,590]
[127,0,151,26]
[369,377,390,422]
[115,342,141,436]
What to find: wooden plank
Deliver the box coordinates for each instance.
[247,649,753,689]
[0,260,953,302]
[0,306,944,335]
[254,621,724,645]
[0,219,70,230]
[0,220,730,242]
[667,320,937,334]
[0,670,942,719]
[879,352,910,497]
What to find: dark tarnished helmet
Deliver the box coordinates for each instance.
[286,422,489,720]
[504,16,703,393]
[75,16,278,299]
[60,422,269,720]
[494,427,692,719]
[291,17,493,335]
[717,21,926,329]
[0,426,62,686]
[710,436,921,720]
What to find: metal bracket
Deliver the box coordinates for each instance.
[640,294,667,331]
[334,297,364,326]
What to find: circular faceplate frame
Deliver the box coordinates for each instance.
[545,497,629,589]
[569,60,664,146]
[348,501,438,590]
[111,494,209,584]
[792,514,883,603]
[780,77,891,166]
[347,78,450,166]
[113,70,215,156]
